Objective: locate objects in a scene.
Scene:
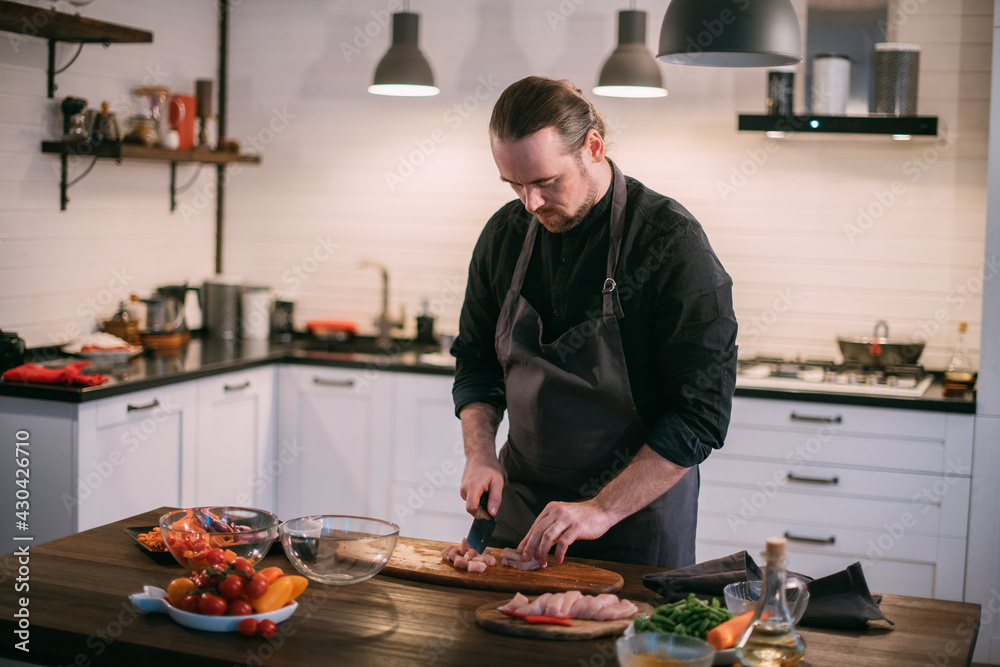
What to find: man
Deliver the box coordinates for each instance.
[452,76,737,569]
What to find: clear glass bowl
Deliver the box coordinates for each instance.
[159,507,279,569]
[616,632,716,667]
[723,578,810,623]
[279,515,399,585]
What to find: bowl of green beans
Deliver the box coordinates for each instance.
[632,593,735,640]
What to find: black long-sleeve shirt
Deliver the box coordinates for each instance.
[452,174,738,467]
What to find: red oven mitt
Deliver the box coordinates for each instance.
[2,361,108,386]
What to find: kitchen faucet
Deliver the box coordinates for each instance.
[360,259,402,349]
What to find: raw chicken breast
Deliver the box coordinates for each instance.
[440,538,497,573]
[500,547,546,571]
[499,591,639,621]
[498,592,530,613]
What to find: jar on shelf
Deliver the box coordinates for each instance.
[122,115,159,147]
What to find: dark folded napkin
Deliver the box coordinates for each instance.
[643,552,892,630]
[799,562,893,629]
[1,361,108,386]
[643,551,764,601]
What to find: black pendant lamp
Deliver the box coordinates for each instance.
[657,0,802,68]
[594,8,667,98]
[369,9,439,97]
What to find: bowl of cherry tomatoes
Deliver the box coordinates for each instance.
[160,507,279,570]
[130,555,308,635]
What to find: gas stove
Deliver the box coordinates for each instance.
[736,356,934,398]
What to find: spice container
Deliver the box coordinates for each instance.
[811,54,850,115]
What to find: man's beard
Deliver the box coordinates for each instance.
[534,166,600,234]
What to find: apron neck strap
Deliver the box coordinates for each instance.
[602,160,627,320]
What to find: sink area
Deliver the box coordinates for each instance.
[298,335,440,356]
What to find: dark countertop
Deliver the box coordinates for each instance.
[0,336,977,413]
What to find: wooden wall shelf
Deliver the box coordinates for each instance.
[0,0,153,97]
[40,141,261,211]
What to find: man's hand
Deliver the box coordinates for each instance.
[458,402,504,517]
[460,456,504,516]
[517,499,612,566]
[517,445,691,565]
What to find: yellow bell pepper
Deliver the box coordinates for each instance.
[251,575,293,613]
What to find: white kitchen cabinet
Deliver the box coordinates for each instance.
[76,382,197,532]
[192,366,276,512]
[697,396,974,601]
[275,365,393,521]
[373,373,507,541]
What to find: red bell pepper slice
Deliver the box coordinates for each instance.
[501,609,572,626]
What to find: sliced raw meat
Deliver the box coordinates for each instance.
[498,591,639,621]
[500,547,546,571]
[498,592,530,613]
[440,539,497,573]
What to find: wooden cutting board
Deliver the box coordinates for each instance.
[474,599,653,640]
[380,537,624,594]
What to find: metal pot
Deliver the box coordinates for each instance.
[837,320,924,367]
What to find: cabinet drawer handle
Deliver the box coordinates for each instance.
[126,399,160,412]
[789,412,842,424]
[787,472,839,485]
[224,381,251,392]
[784,531,836,545]
[313,377,354,387]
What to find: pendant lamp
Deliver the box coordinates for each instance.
[369,10,439,96]
[657,0,802,68]
[594,8,667,98]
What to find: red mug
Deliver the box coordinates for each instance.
[169,94,196,150]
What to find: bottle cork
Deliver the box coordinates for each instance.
[765,536,787,560]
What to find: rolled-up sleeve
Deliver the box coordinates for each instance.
[452,220,507,417]
[644,229,738,468]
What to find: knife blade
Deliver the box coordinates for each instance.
[466,490,497,554]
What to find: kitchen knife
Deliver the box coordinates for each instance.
[466,490,497,554]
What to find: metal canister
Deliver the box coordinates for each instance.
[203,277,244,341]
[874,43,920,116]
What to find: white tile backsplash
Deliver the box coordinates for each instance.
[1,0,992,373]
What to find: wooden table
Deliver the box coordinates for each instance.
[0,508,981,666]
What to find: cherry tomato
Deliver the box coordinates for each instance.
[233,557,254,575]
[205,547,225,565]
[227,598,254,616]
[167,577,197,607]
[202,574,225,591]
[245,573,269,600]
[218,574,246,600]
[198,592,227,616]
[238,618,258,637]
[179,594,201,614]
[257,619,276,638]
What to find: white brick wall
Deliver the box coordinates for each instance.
[1,0,991,371]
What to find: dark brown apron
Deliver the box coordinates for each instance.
[491,162,698,569]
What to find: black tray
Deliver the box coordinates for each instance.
[124,526,177,563]
[124,526,284,565]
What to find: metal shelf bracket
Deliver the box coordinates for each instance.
[169,162,204,212]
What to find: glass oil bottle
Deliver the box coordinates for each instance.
[735,537,806,667]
